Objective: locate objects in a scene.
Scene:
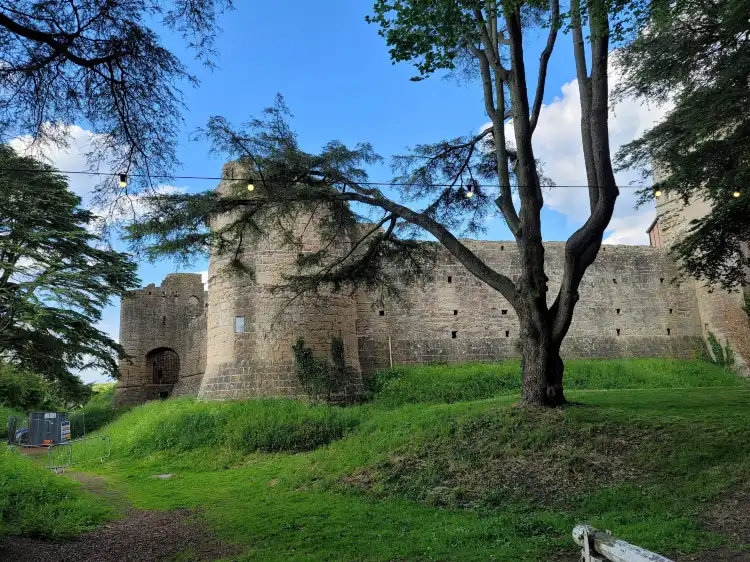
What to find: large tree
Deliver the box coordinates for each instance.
[0,0,230,202]
[0,145,139,391]
[615,0,749,289]
[128,0,626,407]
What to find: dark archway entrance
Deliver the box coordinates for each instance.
[145,347,180,399]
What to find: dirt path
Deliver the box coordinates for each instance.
[0,472,241,562]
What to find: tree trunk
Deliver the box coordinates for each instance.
[519,311,566,407]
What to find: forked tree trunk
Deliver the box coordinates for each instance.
[518,312,566,407]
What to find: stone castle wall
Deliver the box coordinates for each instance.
[116,240,707,404]
[357,241,704,374]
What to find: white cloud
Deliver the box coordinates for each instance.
[602,213,657,245]
[10,125,187,228]
[9,125,103,200]
[528,62,671,244]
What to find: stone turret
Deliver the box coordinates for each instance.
[116,273,206,405]
[197,162,363,400]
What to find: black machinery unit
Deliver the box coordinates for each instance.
[28,412,70,446]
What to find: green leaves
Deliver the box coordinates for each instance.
[0,145,139,384]
[367,0,478,79]
[615,0,750,288]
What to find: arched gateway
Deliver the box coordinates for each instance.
[146,347,180,399]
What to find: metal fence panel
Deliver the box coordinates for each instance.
[47,435,111,472]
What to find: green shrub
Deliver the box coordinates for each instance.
[0,406,23,439]
[70,383,120,437]
[103,397,362,459]
[0,446,112,538]
[293,335,355,401]
[700,331,736,369]
[0,362,58,412]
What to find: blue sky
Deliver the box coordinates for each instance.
[12,1,669,382]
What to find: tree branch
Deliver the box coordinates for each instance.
[472,7,510,81]
[552,0,619,344]
[0,12,130,69]
[529,0,559,134]
[233,191,517,306]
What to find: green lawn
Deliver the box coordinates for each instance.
[2,359,749,561]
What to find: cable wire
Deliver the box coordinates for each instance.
[0,167,653,189]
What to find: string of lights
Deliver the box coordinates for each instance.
[0,166,651,189]
[0,167,741,197]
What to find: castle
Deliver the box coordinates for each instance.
[115,166,750,405]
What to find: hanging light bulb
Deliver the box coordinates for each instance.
[247,179,255,192]
[732,190,741,198]
[466,188,473,198]
[119,174,127,188]
[654,189,662,198]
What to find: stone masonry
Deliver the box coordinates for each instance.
[115,166,749,405]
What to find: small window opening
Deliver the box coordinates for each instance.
[451,331,457,339]
[162,316,166,326]
[616,308,620,314]
[501,309,508,315]
[453,310,458,316]
[660,277,665,283]
[667,328,671,336]
[505,330,510,338]
[379,310,385,316]
[148,291,151,295]
[501,245,504,251]
[234,316,245,333]
[616,328,621,336]
[613,278,617,284]
[158,391,169,400]
[669,308,673,314]
[447,276,452,283]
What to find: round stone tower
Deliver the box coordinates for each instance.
[198,162,363,400]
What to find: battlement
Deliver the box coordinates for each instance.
[126,273,205,299]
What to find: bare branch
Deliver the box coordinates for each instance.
[472,7,510,81]
[529,0,560,134]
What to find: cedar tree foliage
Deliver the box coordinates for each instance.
[0,145,139,386]
[615,0,750,289]
[0,0,231,203]
[129,0,633,407]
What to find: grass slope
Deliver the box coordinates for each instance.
[0,446,113,538]
[4,359,749,561]
[78,359,748,561]
[370,358,743,407]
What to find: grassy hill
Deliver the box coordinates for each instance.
[2,359,749,560]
